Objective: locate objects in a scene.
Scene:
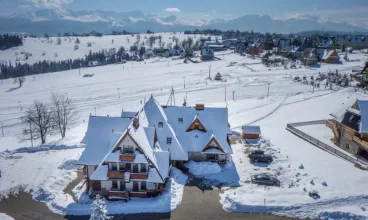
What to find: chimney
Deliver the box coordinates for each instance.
[133,117,139,129]
[195,104,205,111]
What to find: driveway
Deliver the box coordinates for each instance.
[0,178,300,220]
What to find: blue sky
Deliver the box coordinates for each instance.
[1,0,368,26]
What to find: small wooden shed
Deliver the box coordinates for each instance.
[242,125,261,139]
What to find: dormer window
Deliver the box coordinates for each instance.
[178,118,183,124]
[194,123,199,129]
[167,137,172,144]
[158,122,163,128]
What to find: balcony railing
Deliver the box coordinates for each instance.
[107,171,124,179]
[120,154,135,161]
[130,173,148,180]
[107,171,148,179]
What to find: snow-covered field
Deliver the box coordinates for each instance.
[0,33,202,65]
[0,34,368,218]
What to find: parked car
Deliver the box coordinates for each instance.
[250,153,273,163]
[249,150,273,163]
[251,173,280,186]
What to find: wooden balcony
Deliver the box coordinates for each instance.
[120,154,135,161]
[107,171,124,179]
[130,173,148,180]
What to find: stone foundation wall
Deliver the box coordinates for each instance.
[339,137,361,155]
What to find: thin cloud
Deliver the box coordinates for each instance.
[25,0,73,8]
[163,8,181,13]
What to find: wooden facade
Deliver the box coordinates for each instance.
[326,119,368,151]
[242,133,260,139]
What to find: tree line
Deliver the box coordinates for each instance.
[0,47,130,79]
[20,93,78,145]
[0,34,23,50]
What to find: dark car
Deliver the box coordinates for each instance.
[251,173,280,186]
[249,150,273,163]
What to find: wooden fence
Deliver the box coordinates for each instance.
[286,120,368,168]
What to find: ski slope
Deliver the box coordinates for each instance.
[0,35,368,218]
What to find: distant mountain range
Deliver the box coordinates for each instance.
[0,9,366,35]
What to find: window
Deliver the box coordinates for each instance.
[112,181,118,189]
[111,163,117,171]
[158,122,163,128]
[141,182,147,191]
[167,137,172,144]
[178,118,183,124]
[119,163,125,172]
[140,164,147,173]
[194,122,199,129]
[122,145,134,154]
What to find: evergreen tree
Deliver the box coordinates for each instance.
[90,195,111,220]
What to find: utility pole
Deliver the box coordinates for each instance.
[233,91,235,101]
[183,77,186,89]
[117,88,121,99]
[95,107,96,116]
[1,123,3,138]
[209,64,212,79]
[267,83,271,98]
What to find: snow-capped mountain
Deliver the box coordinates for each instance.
[0,9,366,35]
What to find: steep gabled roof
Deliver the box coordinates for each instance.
[78,116,131,166]
[164,105,232,154]
[202,135,224,153]
[143,97,188,161]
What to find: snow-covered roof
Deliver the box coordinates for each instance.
[163,105,232,154]
[105,150,120,163]
[242,125,261,134]
[147,168,164,183]
[201,48,214,56]
[90,165,108,181]
[143,98,188,160]
[322,50,339,60]
[202,148,225,154]
[358,100,368,133]
[330,94,368,119]
[121,111,138,118]
[78,116,131,165]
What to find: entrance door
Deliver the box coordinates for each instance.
[133,182,139,191]
[93,181,101,191]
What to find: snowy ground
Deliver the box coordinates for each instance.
[0,35,368,218]
[0,33,205,65]
[0,213,14,220]
[220,89,368,220]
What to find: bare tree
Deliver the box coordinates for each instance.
[51,93,78,138]
[57,37,62,45]
[20,100,53,145]
[14,77,25,87]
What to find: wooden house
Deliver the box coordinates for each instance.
[327,99,368,159]
[322,49,340,63]
[201,48,214,61]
